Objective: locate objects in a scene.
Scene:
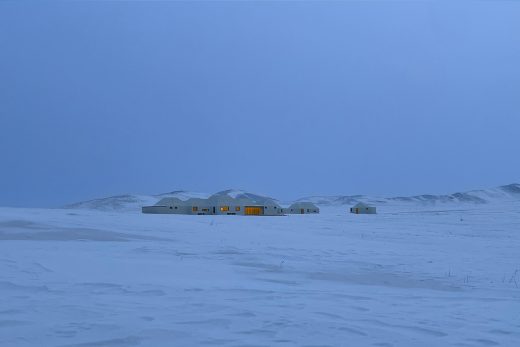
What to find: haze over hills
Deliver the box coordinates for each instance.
[63,184,520,212]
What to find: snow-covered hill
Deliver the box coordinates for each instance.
[154,190,211,200]
[64,184,520,212]
[209,189,279,205]
[64,195,158,212]
[63,190,276,212]
[64,191,210,212]
[297,183,520,207]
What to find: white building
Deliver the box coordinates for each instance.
[282,202,320,214]
[142,191,283,216]
[350,202,376,214]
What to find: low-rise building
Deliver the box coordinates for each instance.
[282,202,320,214]
[350,202,376,214]
[142,191,283,216]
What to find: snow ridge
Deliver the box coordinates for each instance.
[63,183,520,211]
[297,183,520,206]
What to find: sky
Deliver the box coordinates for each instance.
[1,1,519,207]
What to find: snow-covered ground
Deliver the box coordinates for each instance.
[1,202,519,346]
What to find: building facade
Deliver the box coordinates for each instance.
[350,202,376,214]
[282,202,320,214]
[142,193,283,216]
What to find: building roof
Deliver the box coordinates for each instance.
[156,197,185,206]
[155,194,281,208]
[352,202,374,208]
[288,202,319,209]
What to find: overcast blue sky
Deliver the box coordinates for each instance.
[1,1,519,207]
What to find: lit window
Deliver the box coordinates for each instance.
[202,208,209,212]
[192,206,198,212]
[235,206,240,211]
[220,206,229,212]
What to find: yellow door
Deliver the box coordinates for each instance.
[245,206,263,215]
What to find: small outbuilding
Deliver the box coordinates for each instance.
[283,202,320,214]
[350,202,376,214]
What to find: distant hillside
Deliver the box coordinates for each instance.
[63,189,277,212]
[155,191,211,200]
[209,189,279,205]
[64,191,210,212]
[296,183,520,206]
[64,184,520,212]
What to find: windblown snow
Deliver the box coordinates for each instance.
[1,185,519,346]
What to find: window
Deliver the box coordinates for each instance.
[175,206,178,209]
[235,206,240,211]
[202,208,209,212]
[169,206,173,209]
[192,206,198,212]
[307,209,310,212]
[245,206,263,215]
[220,206,229,212]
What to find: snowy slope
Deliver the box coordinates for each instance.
[297,183,520,207]
[64,191,211,212]
[0,203,519,346]
[64,184,520,213]
[64,190,277,212]
[63,194,159,212]
[209,189,279,204]
[154,190,211,201]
